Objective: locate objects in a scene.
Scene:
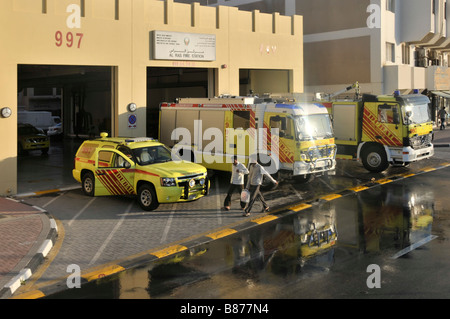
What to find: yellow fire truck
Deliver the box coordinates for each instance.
[159,96,337,183]
[323,84,434,172]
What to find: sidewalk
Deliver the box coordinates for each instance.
[0,197,58,299]
[433,125,450,146]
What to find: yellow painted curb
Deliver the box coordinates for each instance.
[348,185,369,192]
[289,203,312,212]
[375,178,392,184]
[150,245,188,258]
[11,290,45,299]
[320,194,342,201]
[82,264,126,282]
[207,228,237,240]
[251,215,278,224]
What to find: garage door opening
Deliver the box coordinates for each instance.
[146,67,212,138]
[16,64,115,194]
[18,65,114,139]
[239,69,291,97]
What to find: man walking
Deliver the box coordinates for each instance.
[223,156,249,211]
[438,106,447,130]
[243,154,278,217]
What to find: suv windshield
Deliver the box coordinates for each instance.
[133,145,178,165]
[293,114,333,141]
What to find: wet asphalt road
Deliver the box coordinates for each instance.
[12,136,450,300]
[43,166,450,300]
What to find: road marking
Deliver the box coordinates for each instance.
[289,184,303,200]
[150,244,188,258]
[42,192,64,208]
[68,197,96,227]
[215,175,222,225]
[207,228,237,240]
[161,205,175,243]
[390,235,438,259]
[89,201,133,265]
[318,177,335,191]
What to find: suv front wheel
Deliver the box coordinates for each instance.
[137,184,159,211]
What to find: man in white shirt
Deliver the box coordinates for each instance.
[223,156,249,211]
[243,154,278,217]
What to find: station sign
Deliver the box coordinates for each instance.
[152,30,216,61]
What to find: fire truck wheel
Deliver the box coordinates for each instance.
[82,171,95,197]
[137,184,160,211]
[361,144,388,172]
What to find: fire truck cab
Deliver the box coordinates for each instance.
[159,95,337,183]
[327,89,434,172]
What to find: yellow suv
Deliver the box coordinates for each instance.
[73,133,209,211]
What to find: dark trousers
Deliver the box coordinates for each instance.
[245,184,268,213]
[441,118,446,130]
[224,184,246,208]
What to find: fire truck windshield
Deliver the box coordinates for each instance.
[294,114,333,141]
[402,103,431,125]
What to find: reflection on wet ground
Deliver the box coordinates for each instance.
[46,167,450,299]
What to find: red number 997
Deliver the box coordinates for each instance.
[55,31,83,48]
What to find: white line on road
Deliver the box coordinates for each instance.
[390,235,438,259]
[42,192,65,208]
[160,205,175,243]
[68,197,96,227]
[216,175,222,225]
[89,201,134,265]
[289,184,303,200]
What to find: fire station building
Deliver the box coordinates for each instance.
[0,0,303,195]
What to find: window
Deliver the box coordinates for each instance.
[233,111,250,129]
[402,43,410,65]
[97,150,130,168]
[378,104,399,124]
[386,42,395,63]
[386,0,395,12]
[270,115,294,139]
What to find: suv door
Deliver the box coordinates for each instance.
[94,149,136,196]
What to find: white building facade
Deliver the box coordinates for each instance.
[201,0,450,119]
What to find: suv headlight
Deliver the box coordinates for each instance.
[161,177,176,187]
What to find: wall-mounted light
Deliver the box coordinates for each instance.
[221,64,227,69]
[127,103,137,112]
[1,107,12,118]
